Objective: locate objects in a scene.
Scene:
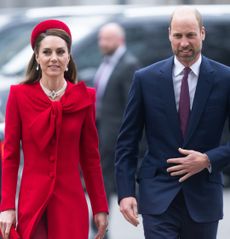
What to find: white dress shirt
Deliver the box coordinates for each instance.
[94,45,126,119]
[94,45,126,100]
[172,55,211,172]
[172,55,202,111]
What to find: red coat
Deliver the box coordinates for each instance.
[1,81,108,239]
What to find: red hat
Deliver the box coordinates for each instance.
[30,19,72,49]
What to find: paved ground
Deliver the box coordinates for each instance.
[89,188,230,239]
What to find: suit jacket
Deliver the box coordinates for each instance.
[115,56,230,223]
[1,81,108,239]
[98,50,140,194]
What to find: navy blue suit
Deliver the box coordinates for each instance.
[115,56,230,237]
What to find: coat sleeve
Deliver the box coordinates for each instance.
[1,86,21,211]
[206,91,230,172]
[115,71,145,203]
[79,89,108,215]
[120,55,140,106]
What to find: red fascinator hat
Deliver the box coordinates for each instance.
[30,19,72,49]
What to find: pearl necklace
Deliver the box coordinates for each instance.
[40,80,67,100]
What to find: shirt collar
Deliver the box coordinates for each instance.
[173,55,202,77]
[104,45,126,64]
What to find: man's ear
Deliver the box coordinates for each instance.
[201,26,206,41]
[168,27,172,42]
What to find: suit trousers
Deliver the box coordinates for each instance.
[142,191,218,239]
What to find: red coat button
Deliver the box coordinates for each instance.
[49,172,55,179]
[51,138,56,146]
[49,156,55,162]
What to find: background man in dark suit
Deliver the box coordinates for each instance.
[115,6,230,239]
[93,23,140,238]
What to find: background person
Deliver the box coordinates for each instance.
[115,6,230,239]
[92,22,140,238]
[0,19,108,239]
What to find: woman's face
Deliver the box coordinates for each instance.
[36,35,70,79]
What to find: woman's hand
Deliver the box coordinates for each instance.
[0,210,16,239]
[94,212,108,239]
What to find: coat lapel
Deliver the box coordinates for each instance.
[184,56,215,145]
[159,57,182,143]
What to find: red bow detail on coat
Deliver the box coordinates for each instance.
[29,81,94,152]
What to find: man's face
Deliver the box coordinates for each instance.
[169,14,205,66]
[98,29,120,56]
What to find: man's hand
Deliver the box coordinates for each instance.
[167,148,210,182]
[94,212,108,239]
[119,197,139,227]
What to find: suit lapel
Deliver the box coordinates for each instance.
[184,57,215,145]
[159,57,182,143]
[101,52,126,99]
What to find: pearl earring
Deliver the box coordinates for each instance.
[36,64,39,71]
[65,67,68,72]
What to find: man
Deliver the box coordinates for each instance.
[93,23,140,238]
[115,6,230,239]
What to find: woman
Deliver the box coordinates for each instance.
[0,19,108,239]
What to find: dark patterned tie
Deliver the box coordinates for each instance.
[179,67,191,137]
